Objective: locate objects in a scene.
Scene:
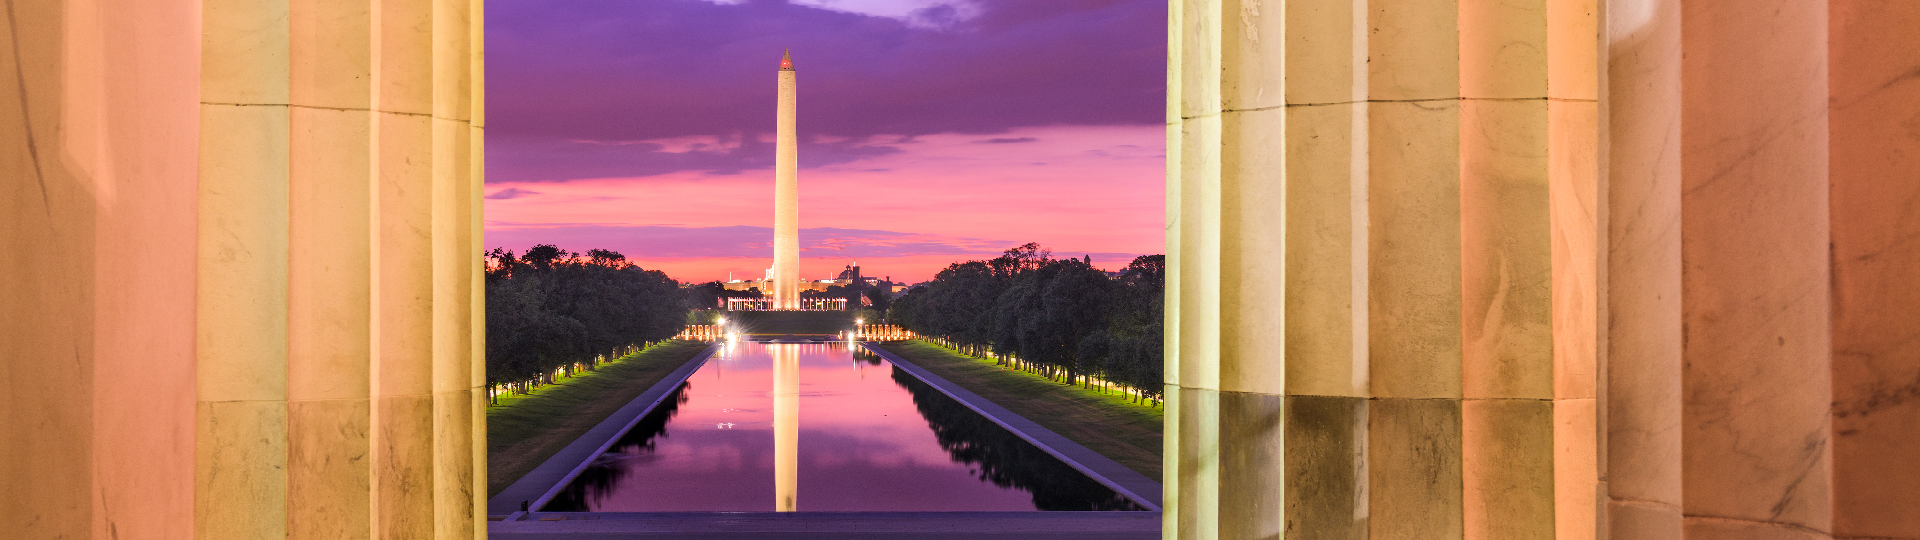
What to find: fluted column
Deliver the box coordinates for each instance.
[1166,0,1222,537]
[1603,0,1684,538]
[1365,1,1468,537]
[287,0,377,536]
[1828,2,1920,538]
[194,0,485,538]
[1281,0,1372,536]
[1678,2,1834,539]
[1457,0,1600,538]
[197,0,295,535]
[1169,0,1602,538]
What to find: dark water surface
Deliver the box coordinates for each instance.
[545,341,1142,512]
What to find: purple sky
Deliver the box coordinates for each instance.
[485,0,1166,283]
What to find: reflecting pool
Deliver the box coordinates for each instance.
[544,341,1143,512]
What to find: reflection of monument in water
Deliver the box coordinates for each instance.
[773,344,799,511]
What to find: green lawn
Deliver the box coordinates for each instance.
[875,340,1165,480]
[485,340,712,496]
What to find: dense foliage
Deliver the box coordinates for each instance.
[485,245,686,395]
[889,243,1165,404]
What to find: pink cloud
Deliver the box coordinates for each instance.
[483,125,1164,283]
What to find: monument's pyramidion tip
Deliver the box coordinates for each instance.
[780,49,793,71]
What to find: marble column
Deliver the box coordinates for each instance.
[1170,1,1602,539]
[1678,1,1834,539]
[1828,1,1920,538]
[1167,0,1222,536]
[1457,0,1600,539]
[198,0,295,535]
[1366,1,1467,537]
[1603,0,1684,538]
[1,0,203,537]
[1281,0,1372,537]
[194,0,486,538]
[287,0,376,536]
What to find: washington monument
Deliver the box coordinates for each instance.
[772,49,799,309]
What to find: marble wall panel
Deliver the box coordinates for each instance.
[1679,0,1833,533]
[1462,399,1554,540]
[1546,0,1598,100]
[290,106,374,402]
[471,121,488,391]
[290,0,372,109]
[1460,99,1553,401]
[469,0,487,130]
[380,0,434,115]
[432,0,473,121]
[1554,398,1598,540]
[202,0,289,105]
[198,103,291,403]
[1178,0,1222,120]
[288,399,372,540]
[433,391,477,539]
[1609,501,1683,540]
[1602,0,1684,536]
[1367,0,1458,101]
[1170,385,1222,540]
[432,117,473,394]
[379,111,436,397]
[1368,100,1462,400]
[1221,106,1286,394]
[1283,103,1367,398]
[1369,398,1463,540]
[1460,0,1548,99]
[1221,0,1284,111]
[1219,391,1284,539]
[1828,1,1920,537]
[1178,112,1223,390]
[377,394,437,538]
[197,400,289,539]
[1548,100,1598,401]
[1682,519,1831,540]
[1285,0,1362,105]
[76,0,204,535]
[1284,396,1368,539]
[470,391,490,528]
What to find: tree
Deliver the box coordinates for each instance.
[896,245,1165,403]
[484,245,688,397]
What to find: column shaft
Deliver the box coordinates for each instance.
[198,0,294,536]
[1828,1,1920,538]
[1602,0,1684,538]
[1168,0,1223,537]
[1678,0,1834,538]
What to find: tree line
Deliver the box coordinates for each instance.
[485,245,687,399]
[887,243,1165,405]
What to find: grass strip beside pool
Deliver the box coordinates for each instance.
[486,340,711,496]
[875,340,1164,480]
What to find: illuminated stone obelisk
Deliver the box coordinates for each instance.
[772,50,801,309]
